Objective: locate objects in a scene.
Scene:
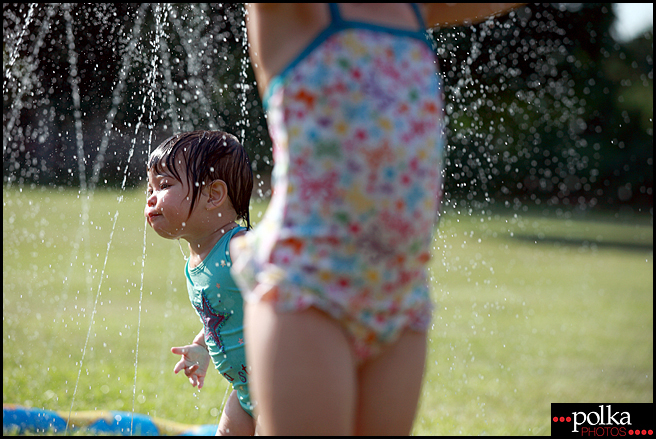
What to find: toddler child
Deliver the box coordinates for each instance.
[145,130,256,435]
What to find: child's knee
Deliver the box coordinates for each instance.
[217,390,255,436]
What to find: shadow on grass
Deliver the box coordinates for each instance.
[510,234,653,252]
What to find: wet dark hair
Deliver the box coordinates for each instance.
[147,130,253,229]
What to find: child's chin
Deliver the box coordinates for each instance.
[159,231,179,240]
[149,225,174,239]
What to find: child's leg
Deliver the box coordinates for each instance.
[355,329,428,435]
[216,389,255,436]
[244,299,357,435]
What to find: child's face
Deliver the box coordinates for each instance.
[145,166,194,240]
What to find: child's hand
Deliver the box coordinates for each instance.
[171,343,211,389]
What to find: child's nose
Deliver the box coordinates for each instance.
[147,192,156,207]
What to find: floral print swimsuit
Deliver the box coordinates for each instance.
[232,3,445,361]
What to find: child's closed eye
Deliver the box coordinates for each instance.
[146,182,170,196]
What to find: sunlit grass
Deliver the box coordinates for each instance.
[416,205,653,435]
[3,187,653,435]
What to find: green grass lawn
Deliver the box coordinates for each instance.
[3,187,653,435]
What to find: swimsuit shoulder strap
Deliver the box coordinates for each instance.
[410,3,427,30]
[328,3,343,24]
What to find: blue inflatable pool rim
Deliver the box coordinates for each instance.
[3,404,218,436]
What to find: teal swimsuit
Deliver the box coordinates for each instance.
[185,226,253,416]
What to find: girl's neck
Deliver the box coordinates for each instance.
[185,219,238,268]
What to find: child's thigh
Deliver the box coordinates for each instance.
[216,389,255,436]
[355,329,428,436]
[245,301,358,435]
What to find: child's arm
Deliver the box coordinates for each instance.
[171,329,211,389]
[422,3,524,28]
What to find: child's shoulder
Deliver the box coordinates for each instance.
[228,227,248,264]
[233,229,248,239]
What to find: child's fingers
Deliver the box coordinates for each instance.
[185,364,199,376]
[171,346,188,355]
[189,373,203,388]
[173,358,188,374]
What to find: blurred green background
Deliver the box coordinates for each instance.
[3,188,652,434]
[3,3,653,435]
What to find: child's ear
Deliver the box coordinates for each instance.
[206,180,228,210]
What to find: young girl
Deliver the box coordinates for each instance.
[144,130,256,435]
[231,3,522,435]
